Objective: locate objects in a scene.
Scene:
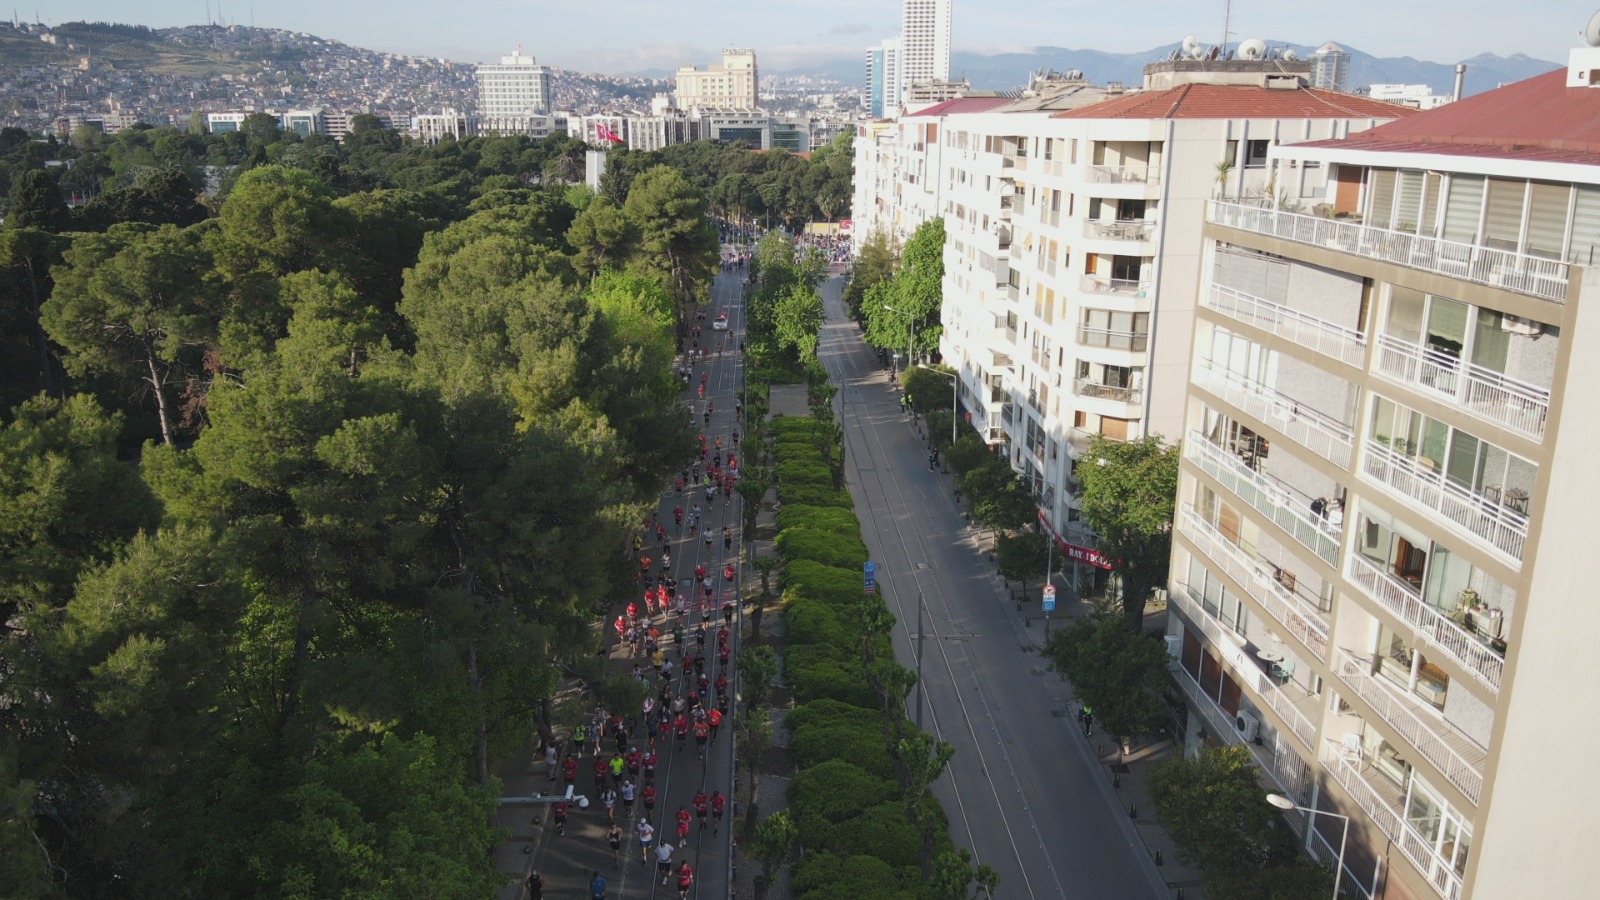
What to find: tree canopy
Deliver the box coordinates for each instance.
[1076,434,1180,626]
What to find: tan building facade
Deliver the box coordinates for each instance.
[674,49,759,111]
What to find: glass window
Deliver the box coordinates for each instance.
[1525,182,1570,259]
[1368,169,1397,228]
[1426,297,1470,358]
[1386,287,1426,341]
[1570,186,1600,263]
[1482,178,1524,250]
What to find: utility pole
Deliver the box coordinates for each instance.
[915,591,925,731]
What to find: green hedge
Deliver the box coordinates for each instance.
[786,649,878,707]
[785,600,849,647]
[787,759,897,824]
[780,560,863,606]
[788,701,895,781]
[776,483,853,508]
[776,460,833,487]
[792,853,916,900]
[776,526,869,569]
[776,504,862,537]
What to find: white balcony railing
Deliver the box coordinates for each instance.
[1171,661,1305,801]
[1202,283,1368,367]
[1191,363,1354,468]
[1074,377,1142,405]
[1076,325,1149,352]
[1374,335,1551,440]
[1327,753,1465,900]
[1088,164,1161,185]
[1170,583,1320,751]
[1361,440,1529,562]
[1333,650,1485,805]
[1346,554,1504,692]
[1179,505,1330,661]
[1208,200,1570,304]
[1080,273,1150,295]
[1084,219,1156,242]
[1186,434,1343,565]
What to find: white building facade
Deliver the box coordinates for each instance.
[675,49,760,111]
[1165,58,1600,900]
[475,48,555,124]
[900,0,952,102]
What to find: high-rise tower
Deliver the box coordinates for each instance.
[475,48,554,128]
[899,0,951,102]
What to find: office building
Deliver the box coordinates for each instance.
[1311,41,1352,92]
[475,47,555,129]
[1165,53,1600,899]
[901,0,952,102]
[675,49,760,111]
[866,37,902,119]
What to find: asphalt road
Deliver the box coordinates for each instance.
[516,264,748,900]
[816,277,1169,899]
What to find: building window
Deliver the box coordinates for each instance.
[1243,140,1271,169]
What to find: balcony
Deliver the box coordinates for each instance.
[1192,362,1354,468]
[1076,325,1149,353]
[1088,164,1161,185]
[1346,554,1504,692]
[1360,441,1529,563]
[1208,200,1570,304]
[1179,505,1330,661]
[1083,218,1156,243]
[1074,377,1141,405]
[1374,335,1550,440]
[1080,273,1150,296]
[1201,283,1367,367]
[1332,650,1487,805]
[1326,750,1465,900]
[1170,660,1310,799]
[1169,583,1321,751]
[1185,434,1343,566]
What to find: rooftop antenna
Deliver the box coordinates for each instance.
[1584,9,1600,47]
[1220,0,1233,53]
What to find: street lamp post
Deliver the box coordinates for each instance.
[1266,793,1349,900]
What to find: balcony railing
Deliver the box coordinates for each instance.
[1171,661,1306,799]
[1074,377,1142,404]
[1327,753,1465,900]
[1374,335,1550,440]
[1170,583,1319,751]
[1080,273,1150,295]
[1361,440,1529,562]
[1085,219,1156,242]
[1192,362,1354,468]
[1202,283,1367,367]
[1179,505,1329,661]
[1333,650,1486,805]
[1076,325,1149,352]
[1186,434,1343,565]
[1088,164,1161,185]
[1208,200,1570,304]
[1346,554,1504,692]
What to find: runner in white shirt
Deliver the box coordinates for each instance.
[654,840,675,883]
[637,819,656,865]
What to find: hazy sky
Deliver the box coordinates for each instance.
[37,1,1588,73]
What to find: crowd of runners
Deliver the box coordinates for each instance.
[531,255,746,900]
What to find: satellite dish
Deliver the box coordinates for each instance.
[1182,34,1200,53]
[1239,38,1268,61]
[1283,48,1299,62]
[1585,10,1600,47]
[1190,44,1207,59]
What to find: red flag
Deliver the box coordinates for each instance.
[596,123,624,144]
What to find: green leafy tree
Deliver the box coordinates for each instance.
[752,809,800,900]
[567,195,635,279]
[929,848,1000,900]
[738,644,779,712]
[1076,434,1180,626]
[961,457,1036,535]
[841,229,896,319]
[212,164,350,278]
[5,169,69,232]
[864,218,943,362]
[0,227,69,402]
[41,223,220,444]
[621,165,719,312]
[1042,605,1169,752]
[995,530,1051,602]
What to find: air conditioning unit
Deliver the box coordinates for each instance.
[1501,315,1543,336]
[1235,710,1262,743]
[1164,634,1182,660]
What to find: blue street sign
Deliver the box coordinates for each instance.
[1042,584,1057,612]
[864,561,877,594]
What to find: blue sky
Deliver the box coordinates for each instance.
[38,0,1585,73]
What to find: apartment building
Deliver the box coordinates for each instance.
[475,48,555,125]
[900,0,952,104]
[917,62,1409,588]
[674,49,760,111]
[1164,57,1600,900]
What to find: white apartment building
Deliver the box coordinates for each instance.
[475,48,555,126]
[413,108,477,143]
[1165,54,1600,900]
[916,62,1410,587]
[675,49,760,111]
[900,0,952,104]
[866,37,902,119]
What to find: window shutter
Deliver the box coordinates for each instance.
[1368,169,1397,228]
[1525,182,1570,260]
[1482,178,1524,250]
[1571,187,1600,264]
[1395,170,1423,231]
[1442,175,1484,243]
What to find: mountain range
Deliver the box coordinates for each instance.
[766,42,1562,98]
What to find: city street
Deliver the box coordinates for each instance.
[816,277,1171,899]
[500,265,748,900]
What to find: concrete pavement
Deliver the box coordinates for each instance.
[815,277,1192,899]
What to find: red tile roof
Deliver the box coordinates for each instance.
[904,97,1013,117]
[1051,83,1419,120]
[1304,69,1600,158]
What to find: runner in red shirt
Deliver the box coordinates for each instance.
[563,755,578,787]
[641,781,657,812]
[710,790,727,834]
[693,718,710,758]
[692,790,709,830]
[707,706,723,741]
[675,805,692,844]
[674,713,689,750]
[676,861,694,898]
[552,800,569,836]
[723,563,735,583]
